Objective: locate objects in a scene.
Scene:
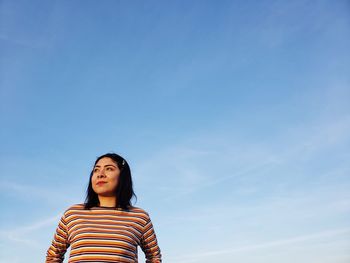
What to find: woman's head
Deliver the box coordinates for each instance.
[84,153,136,210]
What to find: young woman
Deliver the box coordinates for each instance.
[46,153,162,263]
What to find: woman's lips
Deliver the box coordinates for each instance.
[96,181,107,186]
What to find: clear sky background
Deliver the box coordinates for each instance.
[1,0,350,262]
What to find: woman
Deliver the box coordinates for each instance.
[46,153,162,263]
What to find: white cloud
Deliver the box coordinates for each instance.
[0,181,81,205]
[171,227,350,263]
[133,113,350,204]
[0,214,59,247]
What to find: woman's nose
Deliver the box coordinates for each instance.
[97,170,106,178]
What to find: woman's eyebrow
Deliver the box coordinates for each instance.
[94,164,116,168]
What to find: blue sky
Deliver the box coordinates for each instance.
[0,0,350,262]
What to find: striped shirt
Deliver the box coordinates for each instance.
[46,204,162,263]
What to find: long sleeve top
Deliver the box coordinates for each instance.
[46,204,162,263]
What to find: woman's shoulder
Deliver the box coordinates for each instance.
[127,206,151,218]
[66,203,85,210]
[128,206,147,212]
[62,203,85,215]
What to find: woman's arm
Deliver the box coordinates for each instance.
[45,213,70,263]
[140,214,162,263]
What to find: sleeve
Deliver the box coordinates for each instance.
[45,212,70,263]
[140,214,162,263]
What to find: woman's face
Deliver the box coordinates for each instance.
[91,157,121,197]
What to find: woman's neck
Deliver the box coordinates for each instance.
[98,195,117,207]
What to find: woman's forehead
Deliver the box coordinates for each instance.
[95,157,117,166]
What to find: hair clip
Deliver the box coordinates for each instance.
[122,160,125,166]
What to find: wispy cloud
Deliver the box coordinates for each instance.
[0,181,81,205]
[160,189,350,226]
[172,227,350,263]
[0,215,59,247]
[134,114,350,202]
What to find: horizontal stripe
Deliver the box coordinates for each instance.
[46,204,161,263]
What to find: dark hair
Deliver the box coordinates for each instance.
[84,153,136,210]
